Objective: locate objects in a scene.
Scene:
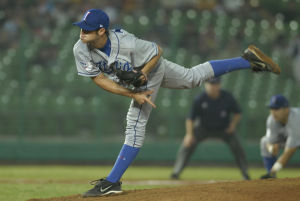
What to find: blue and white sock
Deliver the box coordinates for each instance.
[262,156,277,173]
[106,144,140,183]
[209,57,251,77]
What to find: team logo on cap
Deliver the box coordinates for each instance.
[83,11,90,21]
[271,96,276,104]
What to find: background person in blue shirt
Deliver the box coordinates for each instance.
[171,77,250,180]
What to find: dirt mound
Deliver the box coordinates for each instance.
[28,177,300,201]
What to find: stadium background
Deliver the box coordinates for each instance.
[0,0,300,164]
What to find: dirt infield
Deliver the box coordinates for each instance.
[28,177,300,201]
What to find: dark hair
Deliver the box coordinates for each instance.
[105,29,109,36]
[96,27,109,36]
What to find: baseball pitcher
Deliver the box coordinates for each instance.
[72,9,281,197]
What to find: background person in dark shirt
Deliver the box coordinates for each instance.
[170,77,250,180]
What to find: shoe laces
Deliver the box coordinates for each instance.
[89,178,122,186]
[89,179,103,186]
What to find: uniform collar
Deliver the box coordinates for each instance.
[88,30,120,66]
[98,37,111,56]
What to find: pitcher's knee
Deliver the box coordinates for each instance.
[124,134,145,148]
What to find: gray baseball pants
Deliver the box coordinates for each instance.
[124,58,214,147]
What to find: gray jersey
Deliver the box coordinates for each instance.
[73,28,214,148]
[73,29,158,85]
[265,107,300,148]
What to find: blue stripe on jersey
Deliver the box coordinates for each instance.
[78,71,101,76]
[133,82,149,146]
[112,31,120,59]
[133,104,143,147]
[153,43,158,55]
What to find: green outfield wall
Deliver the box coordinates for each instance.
[1,141,300,164]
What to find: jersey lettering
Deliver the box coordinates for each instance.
[115,59,133,72]
[93,59,134,74]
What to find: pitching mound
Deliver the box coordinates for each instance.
[28,177,300,201]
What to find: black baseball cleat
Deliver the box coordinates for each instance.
[260,173,276,179]
[242,45,281,74]
[170,173,179,180]
[242,174,251,180]
[82,178,122,197]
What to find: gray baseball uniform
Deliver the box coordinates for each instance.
[73,29,214,148]
[260,107,300,157]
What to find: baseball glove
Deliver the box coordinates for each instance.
[116,69,147,87]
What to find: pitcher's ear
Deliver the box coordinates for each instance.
[97,28,106,36]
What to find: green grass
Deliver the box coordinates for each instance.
[0,165,299,201]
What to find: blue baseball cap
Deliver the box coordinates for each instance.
[268,94,289,109]
[73,9,109,31]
